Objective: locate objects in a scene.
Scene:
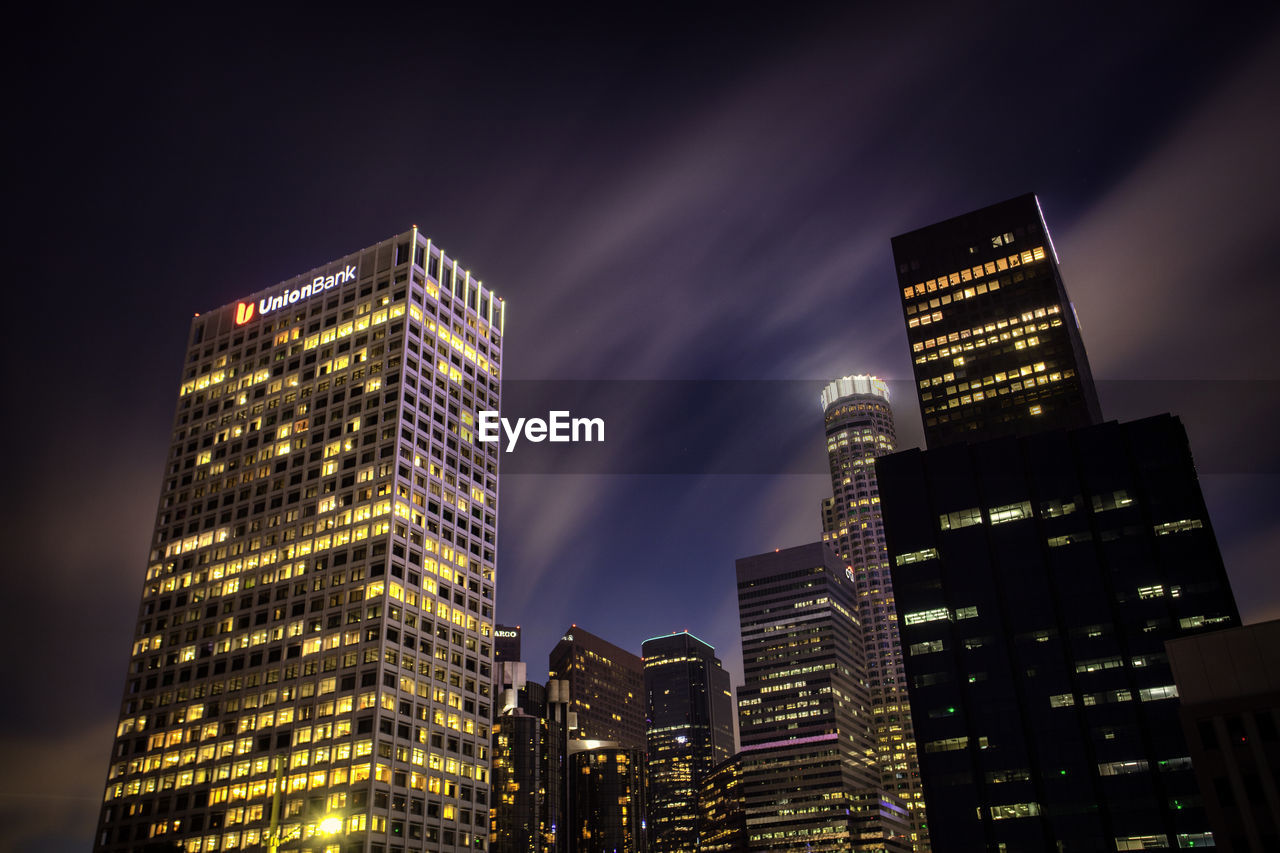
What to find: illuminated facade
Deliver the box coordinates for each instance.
[891,193,1101,449]
[94,229,504,853]
[735,544,910,853]
[697,756,746,853]
[818,375,926,848]
[570,747,647,853]
[491,707,561,853]
[548,626,646,751]
[878,414,1239,851]
[641,632,734,853]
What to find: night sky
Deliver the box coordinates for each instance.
[6,4,1280,851]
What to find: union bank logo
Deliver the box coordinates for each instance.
[233,263,357,326]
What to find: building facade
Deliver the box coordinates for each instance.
[491,707,563,853]
[819,375,926,847]
[641,631,734,853]
[1167,619,1280,852]
[879,414,1240,851]
[698,756,747,853]
[94,229,504,853]
[570,747,648,853]
[549,626,646,750]
[890,193,1101,449]
[735,544,909,852]
[494,624,521,663]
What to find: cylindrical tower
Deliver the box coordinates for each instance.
[820,375,927,851]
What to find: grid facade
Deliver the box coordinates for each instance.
[879,415,1239,851]
[890,193,1102,449]
[819,376,926,849]
[548,627,646,751]
[735,544,909,853]
[94,228,504,853]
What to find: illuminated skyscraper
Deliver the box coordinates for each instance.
[819,376,926,848]
[93,229,505,853]
[570,747,648,853]
[641,631,734,853]
[549,626,646,750]
[891,192,1101,449]
[735,544,910,852]
[880,196,1239,851]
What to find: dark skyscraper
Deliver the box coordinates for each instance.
[93,230,505,852]
[891,193,1101,449]
[549,626,646,750]
[879,196,1243,851]
[641,631,734,853]
[735,544,909,852]
[880,416,1240,850]
[819,375,926,847]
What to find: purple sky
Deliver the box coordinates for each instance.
[5,4,1280,850]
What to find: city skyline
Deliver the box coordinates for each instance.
[6,5,1280,851]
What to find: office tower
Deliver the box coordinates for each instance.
[819,375,926,847]
[735,544,910,852]
[698,756,747,853]
[891,192,1101,449]
[491,700,562,853]
[570,747,648,853]
[495,624,521,662]
[641,631,735,853]
[879,414,1240,851]
[549,626,646,750]
[1167,619,1280,852]
[93,229,504,853]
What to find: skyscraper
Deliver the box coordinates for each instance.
[879,415,1239,851]
[735,544,910,852]
[494,624,522,663]
[94,229,504,853]
[548,626,646,750]
[641,631,734,853]
[698,756,747,853]
[879,194,1240,851]
[819,375,926,847]
[890,192,1101,449]
[570,747,648,853]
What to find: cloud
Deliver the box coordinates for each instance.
[1063,30,1280,381]
[0,717,115,852]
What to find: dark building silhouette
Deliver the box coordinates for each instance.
[879,414,1239,851]
[94,230,504,852]
[819,375,926,846]
[570,747,648,853]
[891,193,1101,449]
[1167,619,1280,852]
[642,631,734,853]
[735,544,910,852]
[549,626,646,750]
